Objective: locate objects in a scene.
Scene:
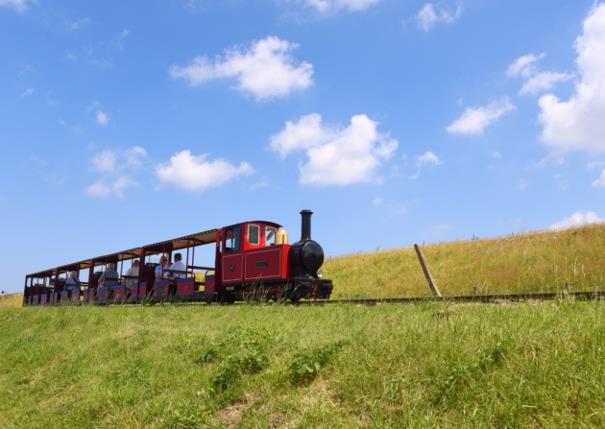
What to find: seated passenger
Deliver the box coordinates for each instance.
[155,255,169,280]
[169,253,186,278]
[99,263,119,288]
[124,260,140,289]
[65,271,80,295]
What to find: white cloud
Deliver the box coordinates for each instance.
[372,197,383,206]
[170,36,313,101]
[91,150,117,172]
[90,147,147,173]
[592,170,605,187]
[270,113,326,158]
[125,146,148,168]
[270,113,398,186]
[155,150,253,191]
[85,147,148,199]
[506,53,544,78]
[539,4,605,153]
[416,151,442,167]
[416,2,462,32]
[84,176,137,200]
[520,71,573,95]
[507,53,573,96]
[446,98,515,136]
[297,0,380,14]
[550,211,602,230]
[0,0,29,13]
[96,111,110,126]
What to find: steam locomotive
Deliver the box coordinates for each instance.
[23,210,333,305]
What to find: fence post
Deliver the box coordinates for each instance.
[414,244,443,299]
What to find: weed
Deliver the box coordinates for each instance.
[289,340,348,385]
[435,338,512,404]
[211,365,241,392]
[194,348,218,365]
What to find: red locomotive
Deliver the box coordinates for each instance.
[22,210,333,305]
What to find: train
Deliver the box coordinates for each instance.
[22,210,333,306]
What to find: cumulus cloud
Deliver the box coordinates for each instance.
[85,147,148,199]
[507,53,573,96]
[446,98,515,136]
[155,150,253,191]
[170,36,313,101]
[538,4,605,153]
[85,177,137,200]
[91,150,117,172]
[96,111,110,126]
[416,151,442,167]
[550,211,602,230]
[270,113,398,186]
[296,0,380,14]
[0,0,29,13]
[416,2,462,32]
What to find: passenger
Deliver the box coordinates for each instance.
[155,255,169,279]
[65,271,80,295]
[99,263,119,288]
[124,260,140,289]
[169,253,187,278]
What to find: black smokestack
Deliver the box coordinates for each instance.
[300,209,313,241]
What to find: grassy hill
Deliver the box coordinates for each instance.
[323,223,605,299]
[0,301,605,428]
[3,226,605,427]
[2,302,605,428]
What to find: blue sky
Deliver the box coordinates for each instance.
[2,0,605,293]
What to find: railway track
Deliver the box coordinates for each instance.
[26,290,605,307]
[298,290,605,306]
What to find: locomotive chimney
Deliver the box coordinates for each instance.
[300,209,313,241]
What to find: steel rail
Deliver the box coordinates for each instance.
[298,290,605,306]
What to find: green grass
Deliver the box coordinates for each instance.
[2,301,605,428]
[323,223,605,299]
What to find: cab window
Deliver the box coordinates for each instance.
[248,224,260,245]
[265,227,277,246]
[225,227,241,252]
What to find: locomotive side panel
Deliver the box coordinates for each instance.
[244,247,282,281]
[222,253,244,283]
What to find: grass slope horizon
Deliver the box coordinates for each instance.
[324,222,605,299]
[6,223,604,302]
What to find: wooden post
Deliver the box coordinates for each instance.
[414,244,443,299]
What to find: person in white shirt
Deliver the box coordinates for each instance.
[124,260,140,290]
[169,253,186,278]
[155,255,169,279]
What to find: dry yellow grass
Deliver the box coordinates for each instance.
[0,293,23,308]
[323,223,605,299]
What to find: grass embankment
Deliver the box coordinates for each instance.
[0,293,23,308]
[2,302,605,428]
[323,223,605,299]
